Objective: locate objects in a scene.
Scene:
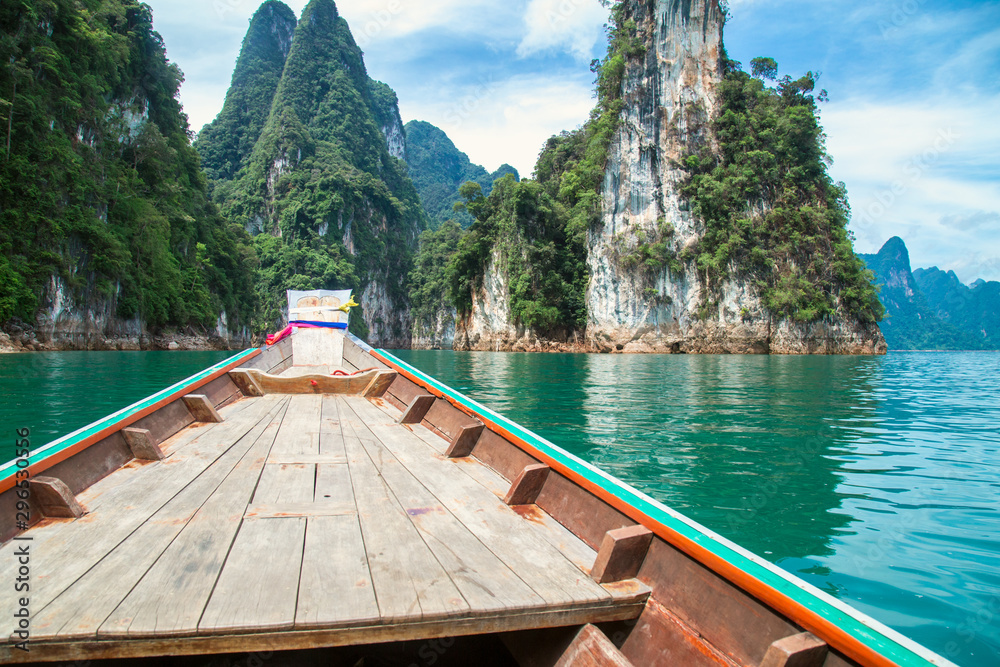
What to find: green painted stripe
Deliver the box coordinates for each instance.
[376,349,955,667]
[0,348,258,482]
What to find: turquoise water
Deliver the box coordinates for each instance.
[0,349,997,665]
[0,350,234,448]
[389,349,1000,667]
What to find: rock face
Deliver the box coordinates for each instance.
[412,309,457,350]
[199,0,425,348]
[584,0,885,355]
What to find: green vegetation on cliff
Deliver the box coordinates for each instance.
[0,0,254,329]
[197,0,425,341]
[195,1,295,184]
[681,58,884,324]
[404,120,518,228]
[439,3,640,333]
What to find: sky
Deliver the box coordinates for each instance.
[147,0,1000,283]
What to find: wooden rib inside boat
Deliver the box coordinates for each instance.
[0,302,956,667]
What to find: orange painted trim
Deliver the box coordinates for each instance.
[0,348,262,496]
[371,350,899,667]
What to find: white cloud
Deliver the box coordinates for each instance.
[821,96,1000,280]
[516,0,608,61]
[338,0,520,47]
[400,74,596,176]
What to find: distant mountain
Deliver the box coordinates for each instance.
[860,237,999,350]
[913,266,1000,346]
[404,120,518,228]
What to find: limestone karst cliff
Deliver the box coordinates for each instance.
[446,0,885,354]
[198,0,426,347]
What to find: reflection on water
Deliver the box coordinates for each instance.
[392,349,1000,667]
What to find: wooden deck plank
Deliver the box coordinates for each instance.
[295,514,380,629]
[319,394,346,457]
[342,417,468,623]
[30,403,286,642]
[253,463,315,505]
[199,517,306,633]
[339,400,546,614]
[342,396,612,607]
[99,400,289,638]
[314,463,354,506]
[268,394,322,458]
[0,397,284,640]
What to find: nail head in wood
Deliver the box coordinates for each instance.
[759,632,828,667]
[229,368,264,397]
[29,476,86,519]
[590,524,654,584]
[398,394,436,424]
[121,427,165,461]
[504,463,550,505]
[182,394,224,423]
[363,370,398,397]
[446,423,484,458]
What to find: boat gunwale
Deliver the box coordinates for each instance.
[0,347,261,495]
[369,346,957,667]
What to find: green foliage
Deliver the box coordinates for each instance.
[204,0,426,337]
[441,2,644,333]
[0,0,255,331]
[681,57,884,324]
[195,1,296,183]
[409,221,464,325]
[448,175,588,332]
[404,120,519,228]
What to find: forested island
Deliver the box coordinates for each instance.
[0,0,992,354]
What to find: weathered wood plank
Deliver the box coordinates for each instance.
[228,369,264,397]
[182,394,223,423]
[244,368,379,395]
[504,463,551,506]
[243,503,354,518]
[268,394,322,459]
[29,476,86,518]
[341,412,468,622]
[252,463,315,505]
[319,394,345,457]
[0,397,284,640]
[340,400,545,615]
[1,598,647,664]
[619,598,739,667]
[363,370,398,397]
[121,428,165,461]
[314,463,354,506]
[760,632,828,667]
[30,408,285,641]
[295,514,379,629]
[199,517,306,633]
[590,525,653,584]
[99,400,288,638]
[398,394,436,425]
[342,396,611,607]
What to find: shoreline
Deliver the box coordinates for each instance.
[0,331,248,354]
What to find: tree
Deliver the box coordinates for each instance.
[751,57,778,81]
